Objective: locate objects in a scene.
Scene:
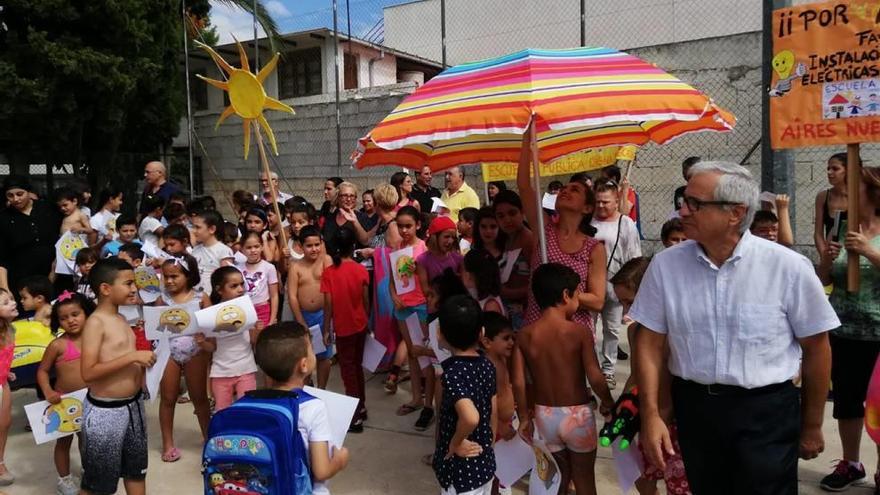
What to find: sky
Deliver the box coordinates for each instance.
[209,0,412,44]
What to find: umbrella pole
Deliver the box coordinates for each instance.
[531,122,548,263]
[847,143,861,293]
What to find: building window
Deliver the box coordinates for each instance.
[344,52,359,90]
[279,47,323,98]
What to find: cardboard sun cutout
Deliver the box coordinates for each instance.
[195,38,294,159]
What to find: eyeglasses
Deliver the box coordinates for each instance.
[683,195,742,212]
[339,194,356,199]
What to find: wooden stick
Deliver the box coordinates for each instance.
[847,142,861,293]
[252,120,289,252]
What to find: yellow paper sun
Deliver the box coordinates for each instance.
[195,38,294,159]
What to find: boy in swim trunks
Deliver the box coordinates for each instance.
[513,263,614,495]
[80,258,156,495]
[287,226,334,388]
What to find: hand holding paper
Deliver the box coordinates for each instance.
[195,295,259,338]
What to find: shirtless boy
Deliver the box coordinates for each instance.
[513,263,614,495]
[287,226,333,388]
[480,312,516,442]
[80,258,156,495]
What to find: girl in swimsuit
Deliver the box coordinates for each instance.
[153,255,212,463]
[36,291,95,495]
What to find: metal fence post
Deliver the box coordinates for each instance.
[334,0,342,170]
[761,0,795,234]
[580,0,585,47]
[441,0,447,67]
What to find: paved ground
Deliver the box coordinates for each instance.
[4,348,879,494]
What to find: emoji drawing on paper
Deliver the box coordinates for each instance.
[159,308,191,334]
[395,255,416,290]
[42,397,84,434]
[215,305,246,333]
[532,446,559,490]
[769,50,806,97]
[59,235,86,261]
[134,266,160,293]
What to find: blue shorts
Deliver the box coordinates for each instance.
[304,309,334,360]
[393,304,428,323]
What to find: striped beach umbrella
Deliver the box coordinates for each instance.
[353,46,735,170]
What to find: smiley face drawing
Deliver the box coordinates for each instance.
[59,235,86,261]
[532,446,559,490]
[42,397,84,435]
[159,308,191,334]
[215,305,246,333]
[134,266,160,293]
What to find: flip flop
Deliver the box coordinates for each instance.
[161,447,181,463]
[396,403,422,416]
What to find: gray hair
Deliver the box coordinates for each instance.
[689,161,759,233]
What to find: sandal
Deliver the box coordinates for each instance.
[384,373,399,394]
[161,447,181,463]
[177,393,191,404]
[396,403,422,416]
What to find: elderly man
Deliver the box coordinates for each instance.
[631,162,839,494]
[258,171,293,206]
[140,160,181,215]
[440,166,480,222]
[411,166,441,214]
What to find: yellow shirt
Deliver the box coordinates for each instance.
[440,182,481,222]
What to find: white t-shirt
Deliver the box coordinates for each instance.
[90,209,120,239]
[298,398,334,495]
[591,214,642,302]
[240,260,279,305]
[138,216,163,247]
[210,331,258,378]
[192,242,234,294]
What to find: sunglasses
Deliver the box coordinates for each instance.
[683,195,742,212]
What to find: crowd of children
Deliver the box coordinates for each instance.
[0,154,847,495]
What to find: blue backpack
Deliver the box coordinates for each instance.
[203,389,316,495]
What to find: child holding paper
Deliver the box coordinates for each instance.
[0,289,18,486]
[80,258,157,495]
[36,291,94,495]
[56,186,96,244]
[433,295,497,495]
[153,254,212,463]
[288,226,333,388]
[203,266,260,411]
[321,228,369,433]
[239,231,279,327]
[253,322,350,494]
[388,206,433,426]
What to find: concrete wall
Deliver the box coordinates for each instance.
[383,0,762,65]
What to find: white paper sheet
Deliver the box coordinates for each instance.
[145,335,171,402]
[388,246,417,296]
[143,301,201,339]
[495,432,536,487]
[613,439,644,494]
[529,437,562,495]
[542,193,557,211]
[233,251,248,266]
[405,314,432,369]
[140,239,172,260]
[24,388,88,444]
[361,333,387,372]
[55,231,87,274]
[303,386,358,448]
[196,295,259,338]
[499,248,522,284]
[428,320,452,363]
[309,324,327,355]
[431,197,449,214]
[118,305,142,325]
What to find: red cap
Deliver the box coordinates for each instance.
[428,215,457,236]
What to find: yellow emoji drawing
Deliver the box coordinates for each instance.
[159,308,191,334]
[215,305,246,333]
[772,50,795,79]
[42,397,83,434]
[59,235,86,261]
[134,266,160,292]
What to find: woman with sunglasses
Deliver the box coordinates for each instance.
[516,125,607,333]
[321,182,375,255]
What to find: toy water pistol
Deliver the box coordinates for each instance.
[599,386,639,450]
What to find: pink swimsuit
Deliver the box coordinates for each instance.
[56,338,82,364]
[0,341,13,385]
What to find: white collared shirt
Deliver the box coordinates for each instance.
[629,231,840,389]
[259,190,293,206]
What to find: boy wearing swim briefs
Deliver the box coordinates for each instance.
[513,263,614,495]
[287,226,334,388]
[80,258,156,495]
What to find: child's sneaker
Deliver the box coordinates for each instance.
[820,460,865,491]
[57,475,79,495]
[414,407,435,431]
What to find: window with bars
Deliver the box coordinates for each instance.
[278,47,323,99]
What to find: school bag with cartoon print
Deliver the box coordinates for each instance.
[203,388,316,495]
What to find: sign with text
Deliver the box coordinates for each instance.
[771,0,880,148]
[481,146,634,182]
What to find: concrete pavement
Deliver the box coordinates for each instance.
[4,349,879,494]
